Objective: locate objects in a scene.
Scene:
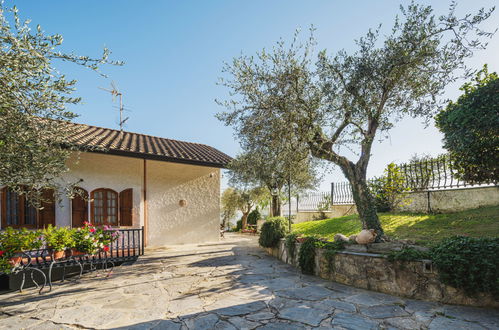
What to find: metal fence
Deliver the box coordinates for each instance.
[291,155,497,212]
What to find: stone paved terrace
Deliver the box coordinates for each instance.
[0,233,497,329]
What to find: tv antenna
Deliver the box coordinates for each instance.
[99,81,129,131]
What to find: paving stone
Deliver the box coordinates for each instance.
[215,301,268,316]
[183,314,220,329]
[429,316,486,330]
[311,299,357,313]
[384,317,421,330]
[331,312,380,330]
[150,320,182,330]
[0,316,45,329]
[246,311,275,321]
[278,305,331,326]
[443,305,499,329]
[214,320,238,329]
[275,285,334,300]
[344,292,404,306]
[360,305,409,319]
[257,321,307,330]
[227,316,261,330]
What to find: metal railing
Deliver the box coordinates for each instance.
[292,155,497,212]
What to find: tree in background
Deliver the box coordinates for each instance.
[220,187,267,230]
[0,5,120,205]
[217,3,494,240]
[436,65,499,183]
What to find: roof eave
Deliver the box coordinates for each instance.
[84,148,230,169]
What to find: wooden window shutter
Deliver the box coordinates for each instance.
[72,187,88,228]
[119,188,133,226]
[38,189,56,228]
[1,187,6,228]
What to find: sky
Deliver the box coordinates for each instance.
[9,0,499,191]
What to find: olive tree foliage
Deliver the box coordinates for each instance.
[0,5,121,206]
[220,187,267,230]
[217,31,322,217]
[217,2,494,239]
[436,65,499,183]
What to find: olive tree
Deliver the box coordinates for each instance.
[220,187,267,230]
[0,5,120,205]
[217,2,494,239]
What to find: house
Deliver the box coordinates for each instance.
[0,122,231,246]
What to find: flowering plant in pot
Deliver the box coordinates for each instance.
[43,225,74,260]
[72,222,100,255]
[0,227,43,269]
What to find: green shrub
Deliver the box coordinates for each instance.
[387,247,430,262]
[369,163,409,212]
[43,225,74,252]
[258,217,288,248]
[285,233,298,260]
[298,236,320,274]
[236,219,243,231]
[247,209,261,225]
[431,236,499,295]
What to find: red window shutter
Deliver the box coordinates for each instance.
[39,189,56,228]
[72,187,88,228]
[119,188,133,226]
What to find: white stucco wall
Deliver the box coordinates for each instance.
[57,152,220,246]
[146,160,220,246]
[58,152,144,228]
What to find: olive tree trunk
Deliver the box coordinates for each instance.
[270,194,281,217]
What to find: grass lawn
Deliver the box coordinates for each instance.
[292,205,499,246]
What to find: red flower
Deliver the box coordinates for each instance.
[103,246,109,252]
[0,251,5,257]
[89,228,96,233]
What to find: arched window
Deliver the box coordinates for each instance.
[91,188,118,226]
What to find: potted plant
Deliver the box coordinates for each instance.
[72,222,99,255]
[43,225,74,260]
[0,228,43,268]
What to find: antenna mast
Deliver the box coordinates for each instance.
[99,82,129,131]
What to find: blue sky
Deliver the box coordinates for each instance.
[10,0,499,190]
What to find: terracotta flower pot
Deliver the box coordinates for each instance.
[53,250,66,260]
[9,256,22,266]
[71,249,85,256]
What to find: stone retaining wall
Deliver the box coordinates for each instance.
[265,240,498,308]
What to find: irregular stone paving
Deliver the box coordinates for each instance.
[0,234,498,329]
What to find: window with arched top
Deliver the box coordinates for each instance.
[91,188,118,226]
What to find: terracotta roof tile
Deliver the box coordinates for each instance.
[64,122,232,168]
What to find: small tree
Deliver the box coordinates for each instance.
[218,3,494,240]
[370,163,410,212]
[0,5,120,205]
[436,65,499,183]
[220,187,266,230]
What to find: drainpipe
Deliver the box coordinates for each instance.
[143,158,148,246]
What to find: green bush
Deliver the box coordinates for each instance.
[285,233,298,260]
[235,219,243,231]
[431,236,499,295]
[247,209,261,225]
[298,236,320,274]
[369,163,409,212]
[43,225,74,252]
[387,247,430,262]
[258,217,288,248]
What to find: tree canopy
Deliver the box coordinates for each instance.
[0,5,120,205]
[220,187,267,230]
[436,65,499,183]
[217,2,494,239]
